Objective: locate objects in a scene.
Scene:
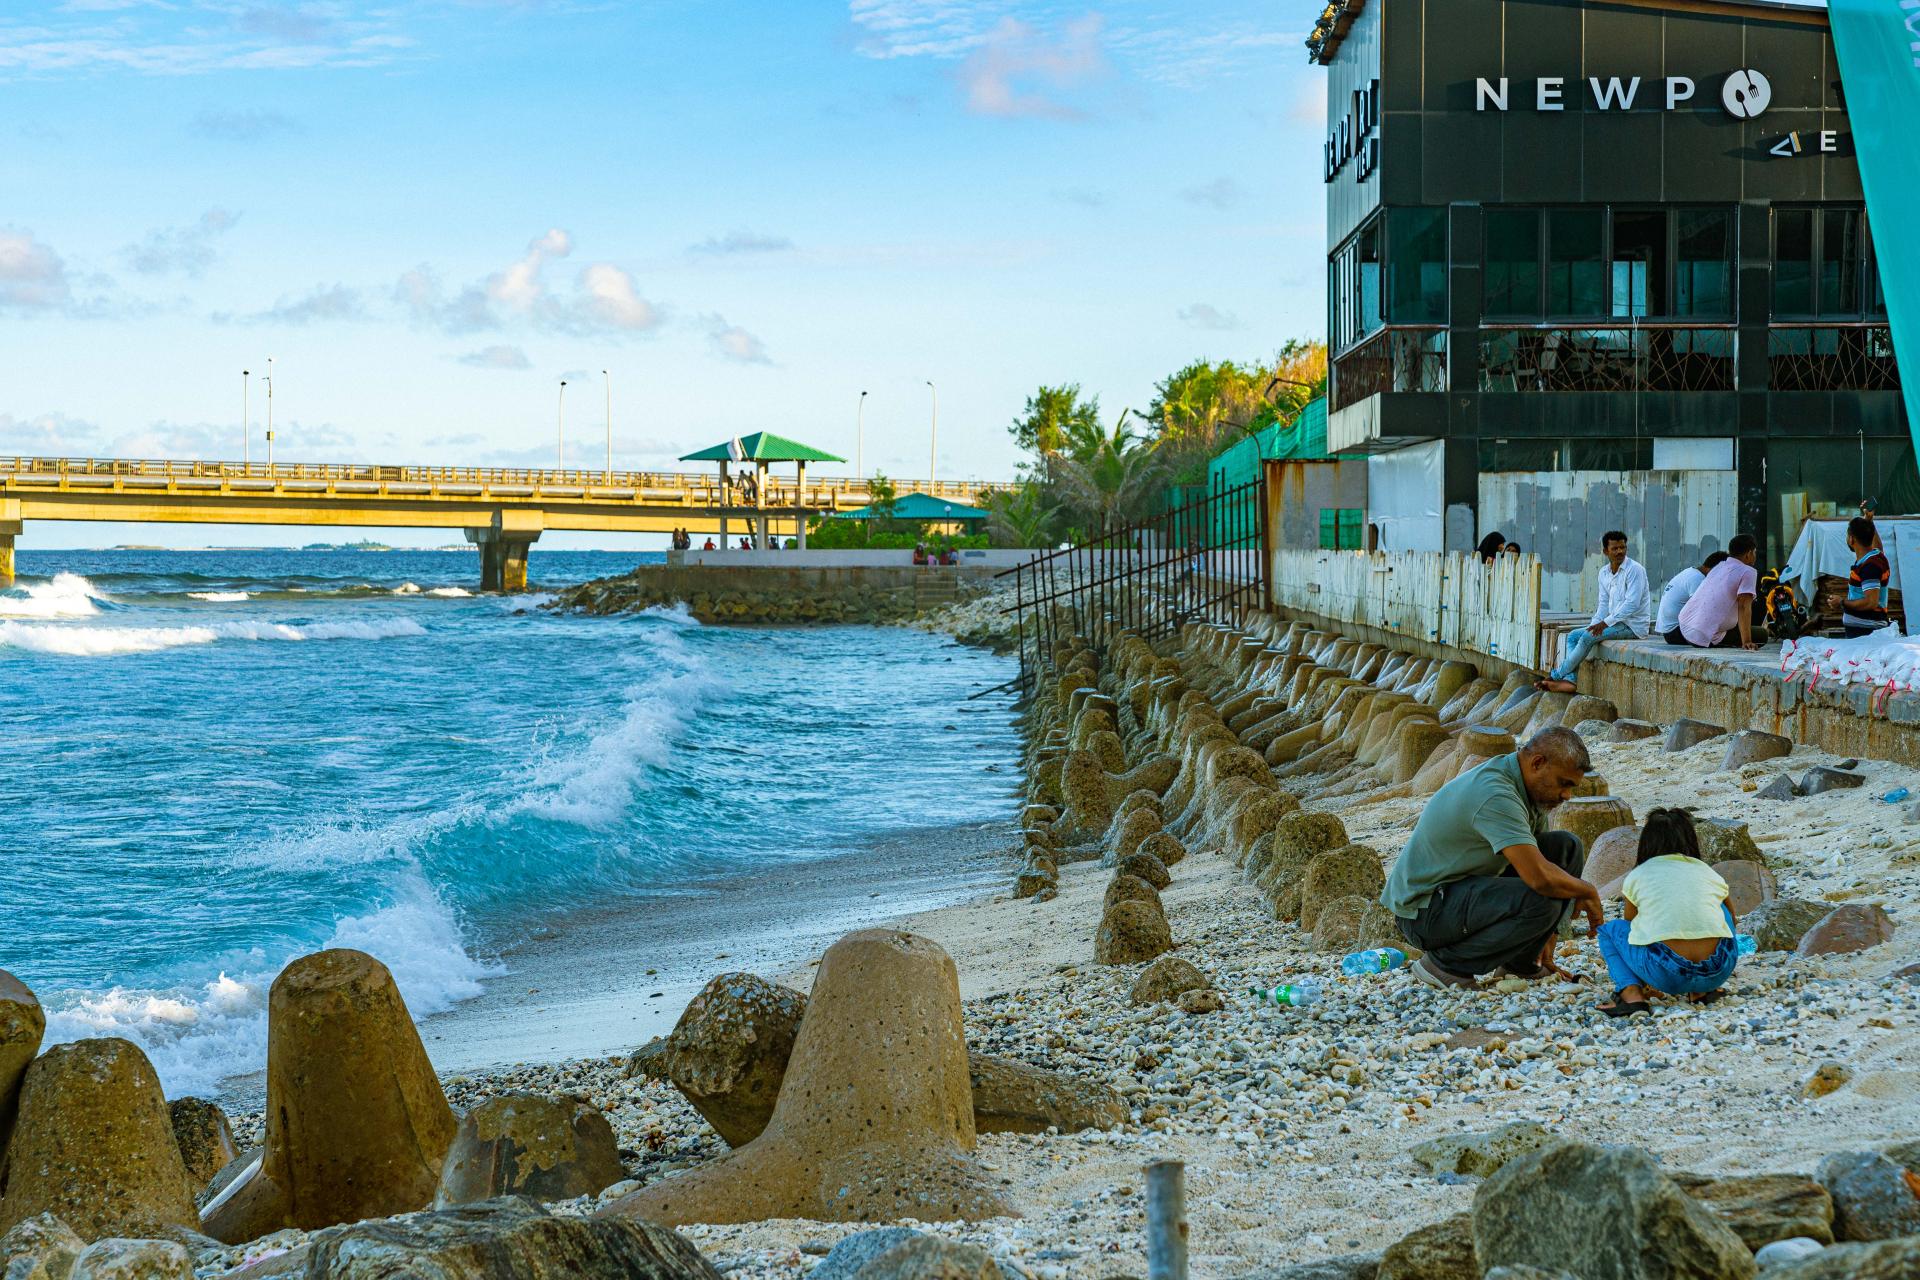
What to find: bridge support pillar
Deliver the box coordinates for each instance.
[0,498,19,588]
[466,510,543,593]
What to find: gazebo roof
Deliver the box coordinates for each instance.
[832,492,991,523]
[679,431,845,464]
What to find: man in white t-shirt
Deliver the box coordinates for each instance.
[1672,534,1761,649]
[1540,531,1651,693]
[1655,550,1730,637]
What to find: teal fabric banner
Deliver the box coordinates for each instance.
[1829,0,1920,449]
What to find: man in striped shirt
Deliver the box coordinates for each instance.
[1844,516,1892,639]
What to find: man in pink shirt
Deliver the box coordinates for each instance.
[1669,534,1760,650]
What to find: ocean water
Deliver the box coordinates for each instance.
[0,549,1020,1095]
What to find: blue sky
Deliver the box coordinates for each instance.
[1,0,1328,548]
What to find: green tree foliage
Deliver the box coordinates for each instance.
[1009,385,1102,462]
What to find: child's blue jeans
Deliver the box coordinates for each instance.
[1596,915,1736,996]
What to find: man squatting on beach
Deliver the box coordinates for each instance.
[1380,727,1604,990]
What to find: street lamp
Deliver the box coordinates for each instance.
[557,379,567,472]
[602,369,612,483]
[241,369,250,466]
[925,380,937,488]
[264,356,275,469]
[857,390,868,480]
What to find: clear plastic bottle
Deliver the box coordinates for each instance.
[1735,933,1758,957]
[1340,947,1409,977]
[1249,981,1321,1009]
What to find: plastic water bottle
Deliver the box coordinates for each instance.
[1882,787,1910,804]
[1735,934,1758,956]
[1250,981,1320,1009]
[1340,947,1409,977]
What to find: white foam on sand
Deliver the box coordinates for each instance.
[188,591,252,602]
[0,572,106,619]
[0,617,427,657]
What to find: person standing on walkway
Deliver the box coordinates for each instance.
[1843,516,1891,639]
[1669,534,1760,650]
[1381,726,1604,989]
[1538,531,1649,693]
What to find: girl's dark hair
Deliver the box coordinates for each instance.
[1637,807,1701,865]
[1477,531,1507,562]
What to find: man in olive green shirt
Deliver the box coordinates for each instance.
[1383,726,1604,988]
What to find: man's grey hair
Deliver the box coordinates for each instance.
[1522,725,1591,773]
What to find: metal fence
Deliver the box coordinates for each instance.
[998,473,1268,697]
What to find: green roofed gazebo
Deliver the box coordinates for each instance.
[832,492,991,527]
[678,431,846,550]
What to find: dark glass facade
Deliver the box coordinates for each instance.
[1313,0,1910,566]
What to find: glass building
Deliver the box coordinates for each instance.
[1309,0,1909,584]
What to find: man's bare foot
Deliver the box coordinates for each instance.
[1540,678,1577,694]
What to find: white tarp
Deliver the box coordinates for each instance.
[1781,517,1920,595]
[1367,441,1444,553]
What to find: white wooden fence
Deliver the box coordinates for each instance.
[1271,549,1543,668]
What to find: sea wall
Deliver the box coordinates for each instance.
[555,564,994,625]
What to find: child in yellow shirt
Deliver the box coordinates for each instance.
[1596,808,1737,1018]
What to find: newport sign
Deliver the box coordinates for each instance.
[1473,71,1771,115]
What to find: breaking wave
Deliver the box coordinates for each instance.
[0,573,107,619]
[0,616,427,657]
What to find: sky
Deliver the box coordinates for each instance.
[0,0,1330,549]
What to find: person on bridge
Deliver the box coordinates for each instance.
[1381,726,1603,990]
[1537,530,1649,693]
[703,537,716,551]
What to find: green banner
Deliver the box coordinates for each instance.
[1829,0,1920,449]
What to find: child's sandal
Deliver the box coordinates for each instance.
[1598,989,1651,1018]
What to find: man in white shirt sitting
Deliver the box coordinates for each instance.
[1655,549,1730,639]
[1539,531,1651,693]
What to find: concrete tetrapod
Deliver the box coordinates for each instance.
[200,949,459,1244]
[603,930,1015,1225]
[0,968,44,1157]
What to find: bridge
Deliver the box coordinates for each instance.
[0,456,1000,591]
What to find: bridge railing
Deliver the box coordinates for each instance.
[0,456,997,507]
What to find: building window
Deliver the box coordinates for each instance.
[1319,507,1365,550]
[1546,210,1606,317]
[1774,206,1883,320]
[1610,211,1668,320]
[1773,209,1815,316]
[1485,209,1542,318]
[1387,208,1447,323]
[1820,209,1862,315]
[1356,221,1382,337]
[1674,210,1733,318]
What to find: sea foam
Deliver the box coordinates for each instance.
[0,572,106,619]
[188,591,252,602]
[0,616,427,657]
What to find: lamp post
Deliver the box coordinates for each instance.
[264,356,275,469]
[603,369,612,483]
[925,379,938,489]
[241,369,250,467]
[857,390,868,480]
[557,379,567,473]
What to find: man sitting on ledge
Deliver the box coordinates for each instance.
[1381,727,1604,989]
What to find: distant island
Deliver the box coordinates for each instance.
[301,540,395,552]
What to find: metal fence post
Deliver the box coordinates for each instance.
[1146,1159,1188,1280]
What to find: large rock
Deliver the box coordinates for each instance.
[1103,808,1162,867]
[67,1239,193,1280]
[1552,797,1631,854]
[1663,719,1727,753]
[1609,719,1661,742]
[303,1198,719,1279]
[1137,831,1187,868]
[968,1056,1125,1135]
[1377,1213,1476,1280]
[1816,1151,1920,1241]
[605,930,1013,1224]
[1746,897,1834,952]
[1801,765,1866,795]
[200,949,458,1244]
[1695,819,1766,867]
[1714,861,1776,916]
[1560,695,1617,728]
[0,1214,84,1280]
[1668,1172,1834,1250]
[1103,874,1162,914]
[643,972,806,1148]
[0,970,44,1158]
[1309,895,1372,955]
[1129,956,1209,1005]
[1472,1141,1755,1280]
[1758,774,1802,801]
[1094,899,1174,965]
[807,1227,924,1280]
[1115,851,1172,890]
[1409,1122,1557,1178]
[1254,811,1349,882]
[1299,844,1385,931]
[1796,904,1897,957]
[168,1099,239,1193]
[1356,900,1416,957]
[834,1235,1005,1280]
[1722,730,1793,769]
[434,1094,624,1208]
[1585,826,1643,897]
[1756,1238,1920,1279]
[1245,1258,1381,1280]
[0,1039,198,1243]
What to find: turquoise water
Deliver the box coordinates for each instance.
[0,549,1019,1094]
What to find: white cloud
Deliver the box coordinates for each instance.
[0,229,74,312]
[123,207,239,276]
[489,227,571,310]
[957,15,1105,119]
[690,230,795,255]
[704,315,771,365]
[221,282,365,325]
[0,5,414,78]
[849,0,1013,59]
[1181,176,1246,210]
[0,409,354,460]
[1178,302,1242,331]
[571,262,659,333]
[400,230,664,338]
[191,107,301,140]
[457,344,532,370]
